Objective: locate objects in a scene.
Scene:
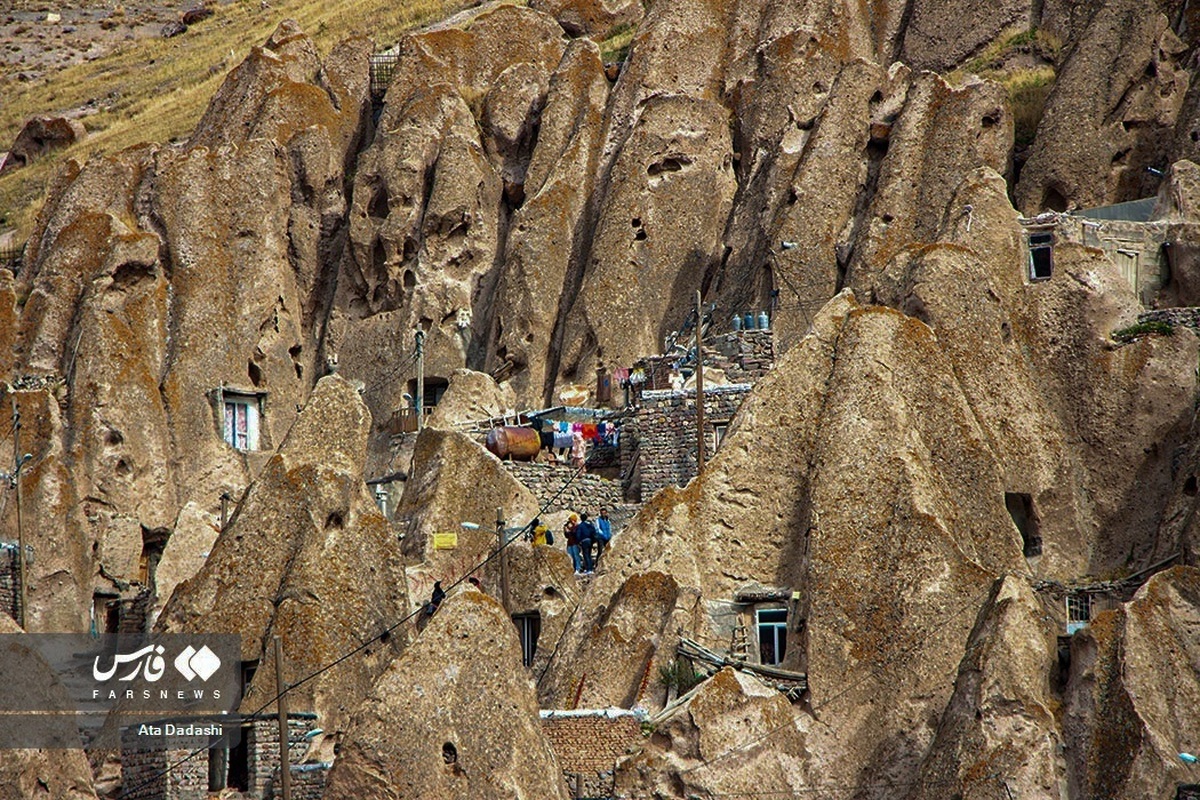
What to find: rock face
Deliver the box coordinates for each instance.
[906,576,1065,800]
[394,428,539,613]
[616,668,810,798]
[1062,567,1200,799]
[11,3,1200,800]
[0,615,97,800]
[332,4,567,425]
[530,0,644,39]
[2,19,370,631]
[1015,2,1188,211]
[1,115,87,173]
[876,168,1198,577]
[158,376,409,741]
[424,368,517,430]
[322,590,570,800]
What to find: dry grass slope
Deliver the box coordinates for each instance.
[0,0,483,238]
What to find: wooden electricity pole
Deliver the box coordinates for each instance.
[273,636,292,800]
[497,507,510,612]
[695,290,705,477]
[414,329,426,431]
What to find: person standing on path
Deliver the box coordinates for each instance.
[565,515,582,573]
[595,507,612,566]
[575,513,597,574]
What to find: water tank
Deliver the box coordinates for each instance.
[485,427,542,461]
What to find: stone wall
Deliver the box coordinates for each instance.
[1138,308,1200,331]
[503,462,626,513]
[0,543,18,622]
[632,328,775,397]
[541,714,642,800]
[248,715,320,799]
[708,328,775,384]
[120,743,208,800]
[121,714,320,800]
[623,386,752,501]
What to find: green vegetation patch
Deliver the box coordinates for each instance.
[1112,321,1174,342]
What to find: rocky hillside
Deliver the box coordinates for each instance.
[4,0,1200,797]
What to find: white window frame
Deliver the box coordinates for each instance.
[223,392,261,452]
[1066,593,1091,635]
[1028,231,1054,281]
[756,607,788,666]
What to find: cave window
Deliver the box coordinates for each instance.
[1028,232,1054,281]
[407,377,449,412]
[756,607,788,666]
[709,421,730,453]
[221,391,264,452]
[512,612,541,667]
[1066,593,1092,635]
[374,485,389,518]
[1005,492,1041,558]
[92,592,120,635]
[139,528,169,589]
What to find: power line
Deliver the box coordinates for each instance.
[120,462,588,798]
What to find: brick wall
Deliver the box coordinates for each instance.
[623,386,752,501]
[248,716,319,798]
[541,714,642,799]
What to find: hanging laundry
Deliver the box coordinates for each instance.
[582,423,598,441]
[553,431,573,450]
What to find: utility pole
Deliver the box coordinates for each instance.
[11,399,28,630]
[273,636,292,800]
[414,329,426,431]
[695,290,706,477]
[497,507,510,612]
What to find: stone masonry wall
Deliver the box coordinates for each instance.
[503,462,627,513]
[0,543,18,622]
[1139,308,1200,331]
[632,328,774,397]
[120,743,208,800]
[542,715,642,800]
[624,386,752,501]
[249,715,319,799]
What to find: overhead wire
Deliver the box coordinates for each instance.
[120,463,589,798]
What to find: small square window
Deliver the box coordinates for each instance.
[1028,232,1054,281]
[223,394,261,451]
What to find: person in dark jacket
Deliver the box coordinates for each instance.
[425,581,446,616]
[575,513,596,573]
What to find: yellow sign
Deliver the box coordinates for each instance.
[432,531,458,550]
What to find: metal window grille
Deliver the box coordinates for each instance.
[1066,593,1091,635]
